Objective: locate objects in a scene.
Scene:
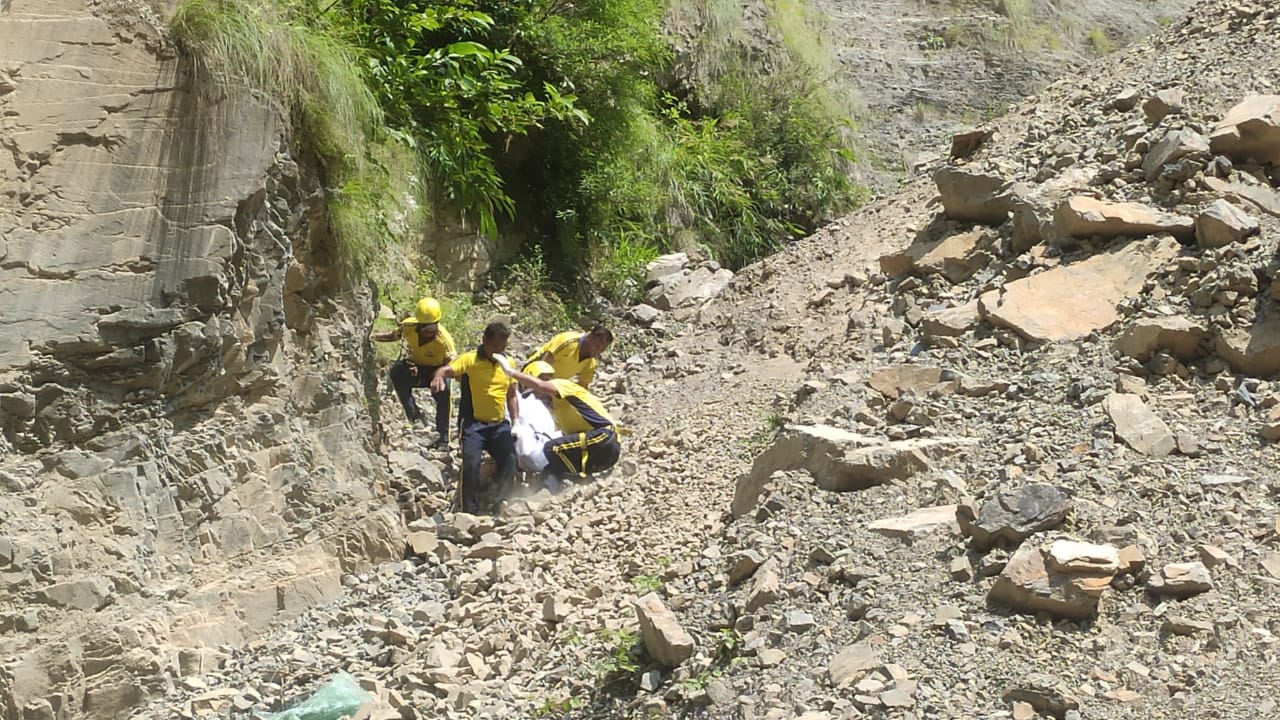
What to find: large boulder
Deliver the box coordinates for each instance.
[979,236,1179,343]
[731,425,975,516]
[645,265,734,311]
[1195,200,1261,248]
[1053,196,1194,241]
[988,539,1120,620]
[1210,95,1280,166]
[1113,317,1208,362]
[879,229,992,281]
[1214,311,1280,377]
[933,167,1015,224]
[957,484,1073,551]
[1143,129,1209,180]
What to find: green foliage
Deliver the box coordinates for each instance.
[1085,26,1113,54]
[342,0,588,236]
[591,628,641,680]
[630,573,663,594]
[531,693,582,717]
[173,0,867,301]
[169,0,425,279]
[743,412,785,453]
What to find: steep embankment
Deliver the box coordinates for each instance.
[0,3,399,718]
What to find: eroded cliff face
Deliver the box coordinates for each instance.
[0,2,400,717]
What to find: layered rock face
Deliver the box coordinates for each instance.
[0,2,400,718]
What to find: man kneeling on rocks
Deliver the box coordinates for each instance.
[502,360,621,492]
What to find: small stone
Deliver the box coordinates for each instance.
[786,610,815,633]
[1151,562,1213,597]
[950,555,974,582]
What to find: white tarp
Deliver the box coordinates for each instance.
[513,390,558,472]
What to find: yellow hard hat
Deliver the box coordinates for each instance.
[414,297,442,324]
[525,360,555,378]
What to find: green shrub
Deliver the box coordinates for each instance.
[169,0,425,280]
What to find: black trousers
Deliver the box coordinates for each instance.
[543,427,621,478]
[460,420,516,514]
[389,360,449,439]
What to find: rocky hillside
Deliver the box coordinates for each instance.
[7,1,1280,720]
[123,1,1280,720]
[0,2,399,718]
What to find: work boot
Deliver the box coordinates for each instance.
[540,472,563,494]
[434,437,450,451]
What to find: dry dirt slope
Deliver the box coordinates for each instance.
[137,1,1280,719]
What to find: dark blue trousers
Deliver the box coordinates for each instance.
[460,420,516,514]
[389,359,450,440]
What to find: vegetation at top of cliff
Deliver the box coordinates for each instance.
[169,0,865,301]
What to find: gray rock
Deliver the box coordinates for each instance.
[634,592,695,667]
[1209,95,1280,166]
[957,484,1072,551]
[1142,129,1208,179]
[933,167,1015,224]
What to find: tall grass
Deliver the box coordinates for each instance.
[169,0,425,279]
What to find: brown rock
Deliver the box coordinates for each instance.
[1142,129,1208,180]
[979,236,1179,342]
[1144,88,1185,124]
[867,505,959,541]
[867,365,945,399]
[634,592,696,667]
[950,129,994,160]
[988,540,1118,620]
[1113,317,1208,362]
[934,167,1015,224]
[922,301,980,338]
[1053,196,1193,241]
[1150,562,1213,597]
[1196,199,1261,248]
[1104,393,1175,457]
[914,230,991,283]
[828,641,881,687]
[1214,311,1280,377]
[1209,95,1280,166]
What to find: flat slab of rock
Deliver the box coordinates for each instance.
[979,237,1179,342]
[1105,393,1175,457]
[645,266,733,310]
[1113,317,1207,362]
[1210,94,1280,166]
[958,484,1072,551]
[868,505,959,541]
[922,301,979,338]
[1202,176,1280,218]
[731,425,974,516]
[867,365,945,399]
[1053,196,1193,240]
[988,540,1118,620]
[1149,562,1212,597]
[634,592,695,667]
[828,641,881,687]
[933,167,1014,224]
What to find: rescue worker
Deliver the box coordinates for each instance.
[430,322,518,514]
[501,360,621,493]
[372,297,456,449]
[523,325,613,389]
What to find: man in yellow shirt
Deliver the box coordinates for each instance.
[372,297,456,448]
[502,360,621,492]
[523,324,613,389]
[431,322,518,514]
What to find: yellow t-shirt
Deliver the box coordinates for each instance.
[527,331,596,388]
[449,350,512,423]
[548,378,614,434]
[402,324,456,367]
